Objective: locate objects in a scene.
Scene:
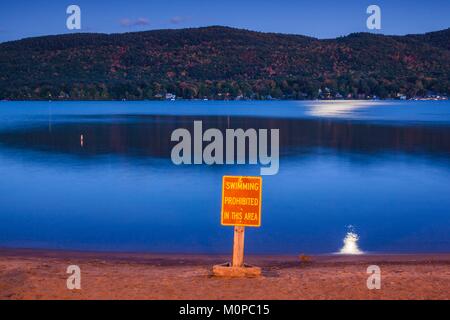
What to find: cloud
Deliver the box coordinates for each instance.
[119,18,150,27]
[169,16,188,25]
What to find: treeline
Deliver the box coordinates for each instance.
[0,26,449,100]
[2,77,445,100]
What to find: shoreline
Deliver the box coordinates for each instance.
[1,98,448,102]
[1,246,450,258]
[1,248,449,300]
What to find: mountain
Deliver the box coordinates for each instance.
[0,26,449,100]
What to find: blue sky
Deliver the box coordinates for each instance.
[0,0,449,42]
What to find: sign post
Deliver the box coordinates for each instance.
[213,176,262,277]
[232,226,245,267]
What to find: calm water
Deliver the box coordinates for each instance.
[0,100,449,254]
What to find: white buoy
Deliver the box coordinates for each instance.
[80,134,84,147]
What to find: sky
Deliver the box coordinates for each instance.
[0,0,449,42]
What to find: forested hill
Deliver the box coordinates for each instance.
[0,26,449,100]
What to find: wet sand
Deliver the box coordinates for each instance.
[0,248,448,300]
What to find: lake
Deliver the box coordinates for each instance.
[0,100,449,254]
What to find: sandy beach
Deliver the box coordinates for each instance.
[0,248,448,300]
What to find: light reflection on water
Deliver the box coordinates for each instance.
[306,100,376,117]
[339,226,363,255]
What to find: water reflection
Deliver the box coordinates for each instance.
[306,100,375,117]
[0,102,449,254]
[0,115,449,161]
[339,226,363,255]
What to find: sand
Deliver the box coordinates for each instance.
[0,248,448,300]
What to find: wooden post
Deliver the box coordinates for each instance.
[232,226,245,267]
